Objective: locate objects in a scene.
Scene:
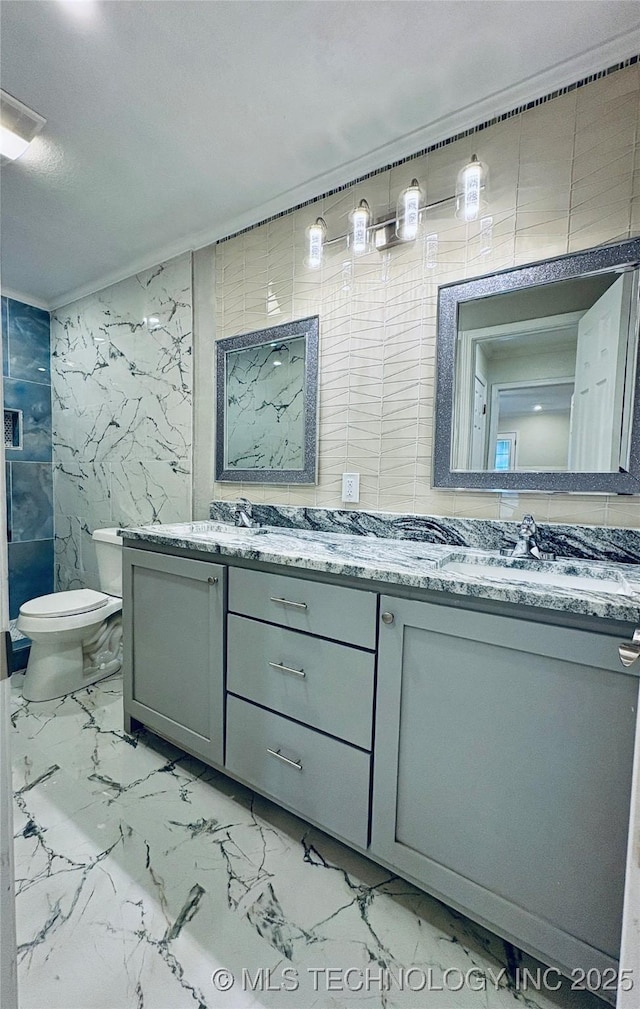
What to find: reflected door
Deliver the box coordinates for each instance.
[470,374,487,469]
[569,274,632,471]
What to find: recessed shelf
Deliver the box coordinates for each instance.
[4,408,22,449]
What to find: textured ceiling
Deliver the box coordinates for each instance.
[1,0,640,309]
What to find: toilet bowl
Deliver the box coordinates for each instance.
[18,528,124,702]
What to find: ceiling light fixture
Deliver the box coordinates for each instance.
[0,90,46,164]
[307,155,489,267]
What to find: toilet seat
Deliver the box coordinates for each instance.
[20,589,109,619]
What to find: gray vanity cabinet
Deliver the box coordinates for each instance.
[225,566,377,847]
[371,596,639,975]
[122,548,225,765]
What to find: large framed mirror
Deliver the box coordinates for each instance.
[215,315,319,483]
[433,238,640,493]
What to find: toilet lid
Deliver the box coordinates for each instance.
[20,589,109,618]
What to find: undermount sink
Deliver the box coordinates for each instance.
[438,553,633,596]
[192,521,266,536]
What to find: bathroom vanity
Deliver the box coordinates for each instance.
[121,510,640,996]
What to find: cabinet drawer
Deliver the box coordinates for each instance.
[226,695,370,848]
[227,615,374,749]
[229,567,377,648]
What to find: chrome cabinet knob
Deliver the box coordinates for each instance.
[619,628,640,668]
[381,612,395,625]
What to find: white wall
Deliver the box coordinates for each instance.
[498,412,571,470]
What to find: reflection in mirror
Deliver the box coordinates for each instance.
[215,317,319,484]
[434,239,640,493]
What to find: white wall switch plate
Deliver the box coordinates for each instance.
[342,472,360,503]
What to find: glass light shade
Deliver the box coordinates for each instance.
[0,124,30,160]
[305,217,326,270]
[455,155,488,222]
[396,179,423,241]
[350,199,371,255]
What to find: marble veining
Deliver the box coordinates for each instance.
[210,502,640,564]
[50,253,192,592]
[122,518,640,624]
[11,671,605,1009]
[225,337,305,471]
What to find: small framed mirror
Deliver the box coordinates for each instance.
[215,316,319,483]
[433,238,640,493]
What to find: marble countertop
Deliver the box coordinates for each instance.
[121,519,640,624]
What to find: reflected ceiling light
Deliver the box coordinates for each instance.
[396,179,423,242]
[533,404,543,412]
[305,217,326,270]
[270,343,287,367]
[455,154,488,222]
[0,91,46,164]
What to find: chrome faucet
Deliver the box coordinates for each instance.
[511,514,542,559]
[234,497,254,528]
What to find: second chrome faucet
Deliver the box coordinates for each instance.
[505,514,555,560]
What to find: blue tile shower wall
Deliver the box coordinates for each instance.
[2,297,54,642]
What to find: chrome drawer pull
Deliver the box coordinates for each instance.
[269,596,308,610]
[266,747,303,771]
[619,629,640,668]
[268,661,306,678]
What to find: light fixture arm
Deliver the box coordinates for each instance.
[323,192,456,247]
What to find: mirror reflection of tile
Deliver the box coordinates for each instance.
[226,336,305,470]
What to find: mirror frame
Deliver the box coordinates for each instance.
[433,238,640,493]
[215,315,319,484]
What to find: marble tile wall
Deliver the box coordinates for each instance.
[211,63,640,528]
[1,297,54,632]
[50,254,193,591]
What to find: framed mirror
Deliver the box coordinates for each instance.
[433,238,640,493]
[215,316,319,483]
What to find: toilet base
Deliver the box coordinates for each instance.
[22,639,121,702]
[21,613,123,703]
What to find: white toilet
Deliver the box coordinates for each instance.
[18,528,124,702]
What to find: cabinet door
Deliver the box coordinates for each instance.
[123,548,225,766]
[371,596,638,974]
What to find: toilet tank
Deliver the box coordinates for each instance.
[92,528,123,596]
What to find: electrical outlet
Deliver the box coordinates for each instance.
[342,472,360,503]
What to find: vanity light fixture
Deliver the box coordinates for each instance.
[0,90,46,164]
[455,154,488,222]
[350,199,371,256]
[305,154,489,265]
[396,179,423,242]
[306,217,326,270]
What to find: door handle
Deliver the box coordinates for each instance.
[619,628,640,668]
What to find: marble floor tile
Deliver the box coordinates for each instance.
[11,673,605,1009]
